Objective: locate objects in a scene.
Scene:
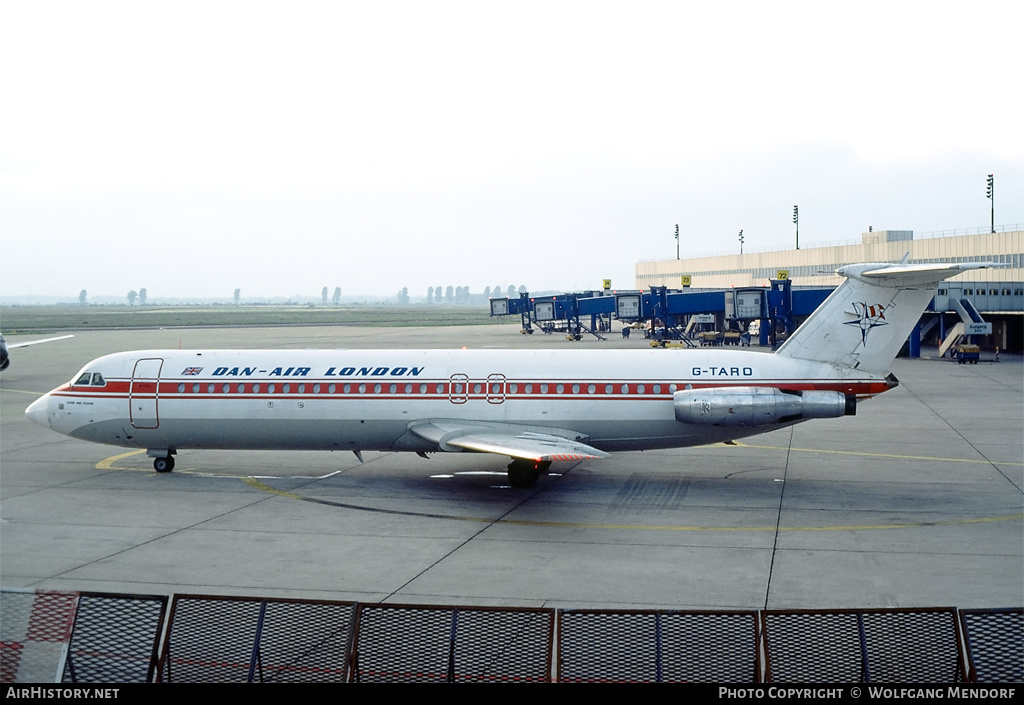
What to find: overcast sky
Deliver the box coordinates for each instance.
[2,1,1021,301]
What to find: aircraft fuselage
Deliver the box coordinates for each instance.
[27,347,885,456]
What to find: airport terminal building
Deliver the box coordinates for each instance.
[636,227,1023,351]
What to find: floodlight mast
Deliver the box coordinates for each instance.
[986,174,994,233]
[793,205,799,250]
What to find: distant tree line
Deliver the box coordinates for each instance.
[126,288,148,306]
[78,284,529,307]
[422,285,527,305]
[320,287,344,304]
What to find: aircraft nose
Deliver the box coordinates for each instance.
[25,394,50,428]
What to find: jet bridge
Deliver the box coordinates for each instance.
[636,282,830,348]
[490,292,615,339]
[490,283,833,345]
[492,279,1008,357]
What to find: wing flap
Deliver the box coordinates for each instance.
[408,421,610,462]
[447,432,610,462]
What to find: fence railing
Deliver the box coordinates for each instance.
[2,588,1020,683]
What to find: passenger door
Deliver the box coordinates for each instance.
[130,358,163,429]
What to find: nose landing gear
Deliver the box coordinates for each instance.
[153,455,175,473]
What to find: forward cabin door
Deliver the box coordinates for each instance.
[130,358,163,429]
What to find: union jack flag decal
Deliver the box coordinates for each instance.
[182,367,203,376]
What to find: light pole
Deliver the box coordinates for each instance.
[738,229,744,255]
[986,174,994,233]
[675,224,679,259]
[793,205,799,250]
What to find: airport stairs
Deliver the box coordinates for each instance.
[951,297,985,325]
[918,316,940,341]
[937,298,989,358]
[939,322,965,358]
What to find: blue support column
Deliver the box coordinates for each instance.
[909,322,921,358]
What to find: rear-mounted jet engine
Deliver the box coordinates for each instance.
[673,387,856,427]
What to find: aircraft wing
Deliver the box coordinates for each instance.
[445,432,610,462]
[408,421,610,462]
[1,334,74,371]
[7,334,75,348]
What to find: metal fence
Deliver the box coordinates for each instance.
[158,595,355,682]
[960,608,1024,683]
[559,609,760,682]
[62,593,166,683]
[2,588,1020,683]
[761,608,965,683]
[351,603,553,683]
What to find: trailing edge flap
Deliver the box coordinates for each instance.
[408,420,610,462]
[448,433,610,462]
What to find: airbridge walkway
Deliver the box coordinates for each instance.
[493,280,1021,351]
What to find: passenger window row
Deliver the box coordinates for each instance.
[170,381,676,395]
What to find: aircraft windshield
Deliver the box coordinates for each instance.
[72,371,106,386]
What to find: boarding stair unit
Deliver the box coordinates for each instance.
[938,297,991,358]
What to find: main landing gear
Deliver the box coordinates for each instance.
[507,459,551,488]
[153,456,175,473]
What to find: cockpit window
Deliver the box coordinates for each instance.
[73,372,106,386]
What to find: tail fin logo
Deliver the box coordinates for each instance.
[844,302,889,346]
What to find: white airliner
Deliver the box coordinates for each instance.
[25,262,993,487]
[1,333,74,371]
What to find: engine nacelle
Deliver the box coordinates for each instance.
[674,387,855,427]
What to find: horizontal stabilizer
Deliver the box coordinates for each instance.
[848,261,1004,287]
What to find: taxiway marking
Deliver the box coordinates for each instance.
[242,475,1024,532]
[90,449,1022,533]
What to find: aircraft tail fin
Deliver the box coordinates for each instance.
[775,261,1000,373]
